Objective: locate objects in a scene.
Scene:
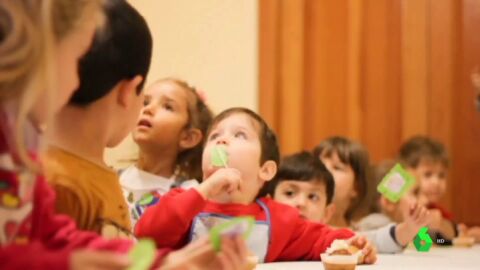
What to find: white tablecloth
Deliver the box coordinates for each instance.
[256,245,480,270]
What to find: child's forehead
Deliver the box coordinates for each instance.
[321,150,345,164]
[417,158,448,170]
[147,81,186,98]
[281,179,327,192]
[212,112,261,133]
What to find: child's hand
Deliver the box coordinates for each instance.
[458,224,480,243]
[427,209,443,231]
[396,203,430,246]
[70,250,130,270]
[406,203,429,229]
[348,235,377,264]
[427,209,456,239]
[160,235,248,270]
[196,168,242,200]
[466,226,480,243]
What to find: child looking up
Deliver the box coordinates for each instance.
[120,78,213,228]
[136,108,377,264]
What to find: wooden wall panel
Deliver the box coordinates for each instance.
[361,0,403,163]
[401,0,429,140]
[304,0,350,150]
[451,0,480,225]
[259,0,480,225]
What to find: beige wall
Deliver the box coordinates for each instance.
[105,0,258,168]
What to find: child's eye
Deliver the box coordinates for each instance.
[284,190,295,197]
[143,98,150,106]
[163,103,174,112]
[333,165,344,171]
[424,171,433,178]
[308,193,320,202]
[234,131,247,139]
[209,133,219,141]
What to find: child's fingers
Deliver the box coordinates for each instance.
[184,237,210,251]
[78,251,131,270]
[216,252,233,270]
[457,223,468,236]
[363,246,377,264]
[360,240,372,255]
[348,236,366,249]
[221,237,244,270]
[417,208,429,225]
[233,235,247,260]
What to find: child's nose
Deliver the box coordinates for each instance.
[142,105,154,116]
[216,138,228,145]
[295,196,307,208]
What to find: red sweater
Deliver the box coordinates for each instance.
[136,188,354,262]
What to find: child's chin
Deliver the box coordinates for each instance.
[211,194,233,204]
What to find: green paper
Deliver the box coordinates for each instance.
[138,193,154,206]
[127,239,156,270]
[210,216,255,252]
[377,163,416,203]
[211,145,228,167]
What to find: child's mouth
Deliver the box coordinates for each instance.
[137,119,152,128]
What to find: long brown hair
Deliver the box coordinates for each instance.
[313,136,369,222]
[0,0,103,170]
[160,78,214,181]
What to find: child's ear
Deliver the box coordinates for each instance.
[323,203,336,224]
[259,160,277,182]
[179,128,203,151]
[117,75,143,108]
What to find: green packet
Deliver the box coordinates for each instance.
[210,216,255,252]
[127,239,156,270]
[211,145,228,167]
[377,163,416,203]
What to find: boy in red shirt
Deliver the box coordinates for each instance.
[136,108,377,264]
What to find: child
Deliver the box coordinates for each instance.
[120,78,213,228]
[1,0,248,268]
[313,136,369,228]
[266,151,336,223]
[356,160,430,251]
[44,0,153,238]
[0,0,135,268]
[136,108,377,264]
[270,152,429,253]
[399,136,457,244]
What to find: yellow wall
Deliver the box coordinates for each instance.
[105,0,258,168]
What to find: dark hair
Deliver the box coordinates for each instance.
[207,107,280,166]
[160,78,214,181]
[398,136,449,168]
[312,136,369,222]
[69,0,152,106]
[266,151,335,204]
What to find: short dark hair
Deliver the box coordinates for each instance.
[267,151,335,205]
[207,107,280,165]
[69,0,152,106]
[312,136,369,221]
[398,135,449,168]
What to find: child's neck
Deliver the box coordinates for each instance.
[137,150,176,178]
[329,214,350,228]
[47,106,109,168]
